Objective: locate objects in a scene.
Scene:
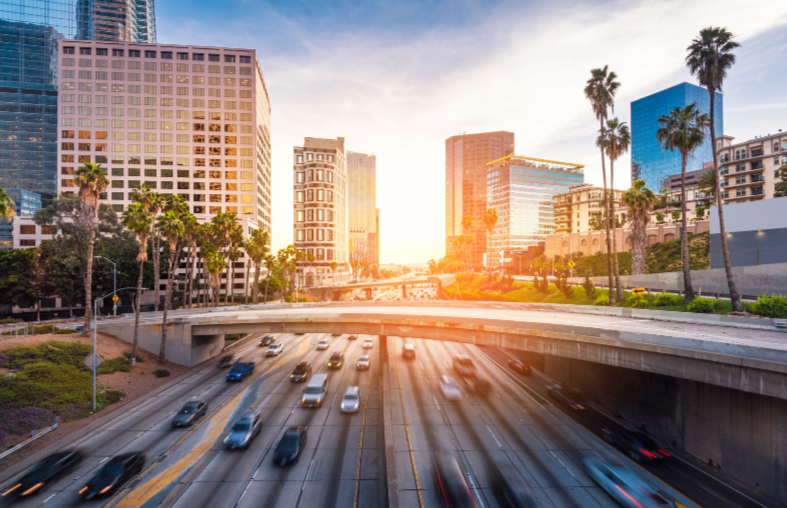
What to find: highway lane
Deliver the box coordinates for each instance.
[482,346,787,508]
[390,336,699,508]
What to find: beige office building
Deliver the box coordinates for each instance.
[553,184,624,234]
[293,137,349,286]
[347,151,378,265]
[716,131,787,203]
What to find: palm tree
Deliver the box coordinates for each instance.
[483,208,497,275]
[263,253,276,303]
[244,229,269,305]
[74,161,109,331]
[155,210,184,364]
[585,66,621,306]
[205,249,226,308]
[600,118,630,300]
[131,185,163,310]
[227,245,243,305]
[120,202,153,367]
[461,214,473,270]
[181,214,199,309]
[696,166,717,206]
[687,27,742,310]
[656,104,710,303]
[621,180,655,275]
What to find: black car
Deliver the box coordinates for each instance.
[433,452,476,508]
[172,400,208,427]
[493,465,537,508]
[79,452,145,500]
[272,426,307,466]
[3,449,85,498]
[217,354,238,368]
[508,358,533,375]
[546,384,585,410]
[327,351,344,369]
[602,428,671,463]
[348,334,358,340]
[259,335,274,346]
[290,361,312,382]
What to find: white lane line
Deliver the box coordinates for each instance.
[466,473,486,508]
[331,393,338,406]
[433,396,441,411]
[99,457,109,464]
[486,425,503,448]
[494,391,500,399]
[442,360,449,368]
[42,493,56,503]
[135,432,144,438]
[419,361,424,370]
[302,453,317,490]
[550,450,576,478]
[236,480,252,505]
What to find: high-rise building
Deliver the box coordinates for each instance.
[293,137,349,286]
[77,0,156,43]
[553,184,623,235]
[347,151,378,265]
[485,155,584,267]
[445,131,514,266]
[631,82,723,192]
[716,131,787,204]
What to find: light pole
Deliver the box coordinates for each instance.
[95,256,117,315]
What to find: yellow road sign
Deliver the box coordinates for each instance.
[112,295,119,302]
[632,287,646,295]
[568,260,576,268]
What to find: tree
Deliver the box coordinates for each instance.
[621,180,655,275]
[156,210,185,364]
[695,206,706,220]
[0,248,36,310]
[181,213,199,309]
[0,179,16,221]
[585,65,620,306]
[245,229,270,305]
[263,253,276,303]
[599,117,630,301]
[74,162,109,331]
[121,202,153,367]
[656,103,710,303]
[696,167,717,205]
[130,185,163,310]
[483,208,498,274]
[671,210,681,222]
[205,249,226,308]
[227,245,243,305]
[656,212,665,223]
[686,26,742,310]
[774,165,787,198]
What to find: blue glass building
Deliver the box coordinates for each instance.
[0,189,42,248]
[0,0,155,209]
[631,82,723,192]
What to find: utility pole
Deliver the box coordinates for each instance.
[95,256,117,315]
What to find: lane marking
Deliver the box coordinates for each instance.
[466,472,486,508]
[394,337,425,508]
[99,457,109,464]
[550,450,577,478]
[486,425,503,449]
[43,494,56,503]
[419,361,424,370]
[433,395,441,411]
[353,336,376,508]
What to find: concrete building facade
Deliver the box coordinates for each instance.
[553,184,623,235]
[716,131,787,204]
[445,131,514,267]
[347,151,378,265]
[293,137,349,286]
[710,197,787,269]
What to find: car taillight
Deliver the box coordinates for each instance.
[615,485,645,508]
[640,449,657,459]
[658,449,671,457]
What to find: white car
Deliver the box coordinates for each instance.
[363,338,374,349]
[439,376,463,400]
[266,343,284,356]
[316,338,330,350]
[340,386,360,413]
[357,355,371,370]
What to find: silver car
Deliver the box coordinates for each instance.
[224,411,262,449]
[356,355,371,370]
[439,376,463,400]
[266,343,284,356]
[340,386,360,413]
[582,457,674,507]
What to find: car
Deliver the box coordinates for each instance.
[301,374,328,407]
[433,452,476,508]
[546,384,584,410]
[317,337,330,350]
[290,361,312,382]
[327,351,344,369]
[492,465,538,508]
[439,375,463,400]
[508,357,533,375]
[403,343,416,359]
[583,457,673,507]
[273,427,307,466]
[259,335,274,346]
[357,355,371,370]
[363,338,374,349]
[340,386,361,413]
[226,362,255,382]
[172,400,208,427]
[453,355,476,378]
[266,343,284,356]
[78,452,145,500]
[224,411,262,449]
[331,333,342,337]
[602,428,671,463]
[348,334,358,340]
[217,354,238,368]
[3,450,86,498]
[295,332,306,335]
[463,376,490,396]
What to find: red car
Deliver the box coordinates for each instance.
[508,358,533,375]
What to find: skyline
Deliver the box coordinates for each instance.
[154,1,786,262]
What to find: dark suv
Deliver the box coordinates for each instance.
[290,361,312,382]
[327,351,344,369]
[602,428,670,463]
[452,355,476,378]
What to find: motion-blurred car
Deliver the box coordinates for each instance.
[273,426,307,466]
[266,343,285,356]
[463,376,490,396]
[290,361,312,382]
[327,351,344,369]
[453,355,476,378]
[363,338,374,349]
[331,333,342,337]
[340,386,361,413]
[439,375,463,400]
[348,334,358,340]
[317,337,331,350]
[403,343,416,359]
[583,457,674,507]
[78,452,145,499]
[508,358,533,375]
[226,362,255,382]
[546,384,584,410]
[259,335,274,346]
[357,355,371,370]
[433,452,477,508]
[492,465,537,508]
[224,411,262,449]
[172,400,208,427]
[217,354,238,368]
[602,428,671,463]
[2,449,85,498]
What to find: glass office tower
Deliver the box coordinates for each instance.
[631,82,723,193]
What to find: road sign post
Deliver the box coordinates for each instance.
[632,287,646,308]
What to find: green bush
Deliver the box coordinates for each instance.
[748,293,787,318]
[153,369,170,378]
[97,357,132,374]
[654,293,684,307]
[593,295,610,306]
[0,317,19,324]
[688,297,716,313]
[581,277,596,298]
[225,334,243,341]
[122,352,144,363]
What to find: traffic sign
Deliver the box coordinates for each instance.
[632,287,646,295]
[568,260,576,268]
[83,352,104,372]
[112,295,119,303]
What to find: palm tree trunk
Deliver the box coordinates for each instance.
[632,213,646,275]
[245,258,250,304]
[609,161,623,300]
[599,118,615,306]
[184,246,193,309]
[253,261,260,304]
[680,153,695,302]
[153,235,161,311]
[230,260,235,305]
[130,258,144,367]
[158,250,176,364]
[708,89,742,311]
[264,271,270,304]
[84,230,95,331]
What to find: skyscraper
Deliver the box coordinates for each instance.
[77,0,156,43]
[347,151,378,265]
[631,82,723,192]
[445,131,514,266]
[293,137,349,286]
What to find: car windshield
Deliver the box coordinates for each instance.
[304,386,323,394]
[269,344,279,349]
[230,364,245,372]
[179,403,199,414]
[220,356,233,362]
[294,365,307,373]
[233,422,251,431]
[330,354,342,360]
[343,395,358,401]
[280,433,299,447]
[29,455,64,474]
[98,461,125,477]
[359,356,369,361]
[634,433,659,448]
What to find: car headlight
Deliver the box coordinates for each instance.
[99,485,113,494]
[316,398,321,404]
[224,435,230,443]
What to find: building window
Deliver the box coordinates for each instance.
[80,47,91,55]
[129,50,140,58]
[63,46,75,54]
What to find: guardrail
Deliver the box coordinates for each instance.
[0,422,59,461]
[222,333,255,352]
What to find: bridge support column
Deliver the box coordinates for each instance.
[401,285,407,299]
[366,287,373,300]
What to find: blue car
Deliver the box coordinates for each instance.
[226,362,255,382]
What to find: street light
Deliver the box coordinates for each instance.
[94,256,117,315]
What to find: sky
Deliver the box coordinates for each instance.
[158,0,787,264]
